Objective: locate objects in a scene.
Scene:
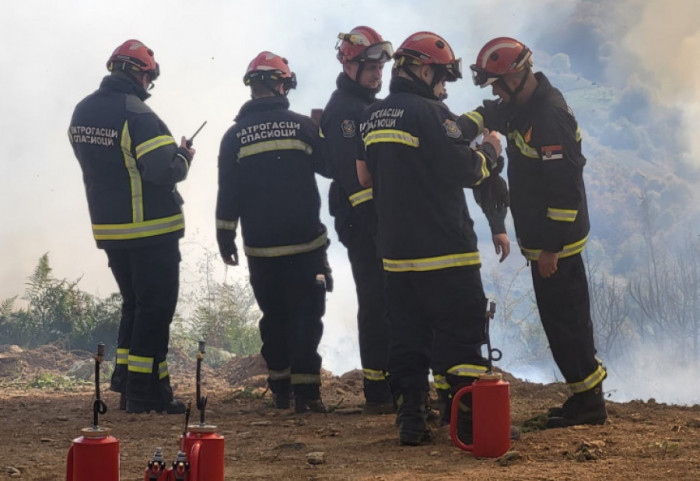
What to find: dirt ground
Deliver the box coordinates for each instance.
[1,344,699,481]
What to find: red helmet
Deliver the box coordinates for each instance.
[107,39,160,81]
[336,26,393,64]
[393,31,462,81]
[470,37,532,87]
[243,51,297,92]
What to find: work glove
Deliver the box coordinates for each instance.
[473,173,510,216]
[216,228,238,266]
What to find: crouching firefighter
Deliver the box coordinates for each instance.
[216,51,332,413]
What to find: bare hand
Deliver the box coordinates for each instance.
[180,136,196,157]
[537,250,559,278]
[492,233,510,263]
[482,129,502,157]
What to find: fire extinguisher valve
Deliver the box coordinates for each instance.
[172,451,190,481]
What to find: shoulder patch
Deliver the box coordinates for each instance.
[540,145,563,160]
[341,119,356,138]
[443,119,461,139]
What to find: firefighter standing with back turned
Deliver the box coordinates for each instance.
[68,39,194,414]
[359,32,510,445]
[461,37,607,428]
[320,26,395,414]
[216,52,331,413]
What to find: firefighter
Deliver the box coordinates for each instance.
[68,39,194,414]
[359,31,509,445]
[319,26,394,414]
[216,51,331,413]
[462,37,607,428]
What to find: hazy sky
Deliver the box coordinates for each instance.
[2,0,699,384]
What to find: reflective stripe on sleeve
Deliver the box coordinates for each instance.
[158,360,169,380]
[383,251,481,272]
[547,207,578,222]
[244,232,327,258]
[520,235,588,261]
[349,188,373,207]
[116,348,129,365]
[216,219,238,230]
[463,110,484,132]
[446,364,489,378]
[507,130,539,159]
[135,135,177,159]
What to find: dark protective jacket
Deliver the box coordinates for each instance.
[360,76,498,272]
[216,95,328,257]
[321,73,378,233]
[458,72,589,260]
[69,74,192,249]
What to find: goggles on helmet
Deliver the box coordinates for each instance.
[444,58,463,81]
[337,34,393,63]
[470,64,498,86]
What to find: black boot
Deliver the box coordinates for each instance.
[546,385,607,428]
[396,389,433,446]
[294,383,327,413]
[363,378,395,415]
[269,379,291,409]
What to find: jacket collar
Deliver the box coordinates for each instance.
[336,72,378,102]
[235,95,290,121]
[100,74,150,101]
[389,75,438,100]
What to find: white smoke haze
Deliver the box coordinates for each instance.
[1,0,698,405]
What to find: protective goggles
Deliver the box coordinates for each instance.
[337,34,394,62]
[470,65,499,87]
[444,58,463,81]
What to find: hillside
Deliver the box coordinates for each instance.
[1,344,699,480]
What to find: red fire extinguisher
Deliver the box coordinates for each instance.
[450,301,512,458]
[144,446,170,481]
[66,343,120,481]
[450,373,511,458]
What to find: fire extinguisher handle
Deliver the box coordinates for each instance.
[450,385,474,451]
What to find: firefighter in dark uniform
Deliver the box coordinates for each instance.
[359,32,508,445]
[216,51,331,413]
[462,37,607,428]
[68,39,194,414]
[320,26,395,414]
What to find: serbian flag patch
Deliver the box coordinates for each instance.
[541,145,563,160]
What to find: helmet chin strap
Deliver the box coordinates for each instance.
[498,67,530,106]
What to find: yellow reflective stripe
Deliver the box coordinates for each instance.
[244,232,327,257]
[383,251,481,272]
[238,139,312,160]
[120,122,144,222]
[433,374,450,391]
[216,219,238,230]
[446,364,488,378]
[319,127,325,139]
[135,135,176,159]
[547,207,578,222]
[463,110,484,132]
[363,368,386,382]
[116,348,129,365]
[363,129,420,148]
[507,130,539,159]
[268,368,292,381]
[568,364,607,394]
[575,125,582,142]
[349,188,373,207]
[520,234,588,261]
[128,354,154,374]
[158,360,168,380]
[291,373,321,385]
[472,150,491,187]
[92,213,184,240]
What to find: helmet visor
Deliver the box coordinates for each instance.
[444,57,462,81]
[470,64,498,87]
[359,41,394,62]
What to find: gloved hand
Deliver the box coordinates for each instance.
[473,174,510,215]
[216,228,238,266]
